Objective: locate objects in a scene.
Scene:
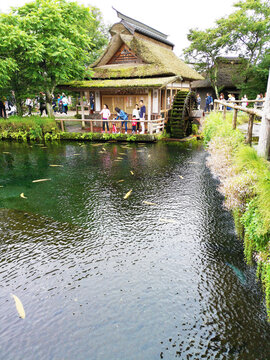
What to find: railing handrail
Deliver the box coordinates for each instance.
[214,99,262,117]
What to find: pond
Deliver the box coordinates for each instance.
[0,140,270,360]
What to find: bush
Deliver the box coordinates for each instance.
[0,116,59,141]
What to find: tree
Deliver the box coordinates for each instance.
[0,0,108,116]
[184,0,270,98]
[0,14,43,114]
[184,28,225,98]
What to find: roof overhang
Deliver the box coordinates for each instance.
[60,76,183,91]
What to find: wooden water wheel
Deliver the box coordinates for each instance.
[167,91,197,138]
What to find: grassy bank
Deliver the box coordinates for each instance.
[0,117,157,142]
[203,112,270,318]
[0,116,59,141]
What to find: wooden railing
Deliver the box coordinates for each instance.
[214,99,263,145]
[56,117,165,135]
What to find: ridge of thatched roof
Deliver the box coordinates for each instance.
[90,34,203,81]
[113,8,174,47]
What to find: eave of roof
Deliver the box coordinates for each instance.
[61,76,183,89]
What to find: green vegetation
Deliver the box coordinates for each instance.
[0,116,59,141]
[0,0,108,115]
[184,0,270,97]
[203,112,270,319]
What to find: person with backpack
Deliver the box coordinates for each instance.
[62,94,69,115]
[114,107,128,134]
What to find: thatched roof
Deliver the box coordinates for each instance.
[112,8,174,48]
[90,33,203,81]
[62,76,182,90]
[192,57,246,89]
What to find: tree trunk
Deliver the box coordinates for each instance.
[45,90,53,117]
[257,68,270,159]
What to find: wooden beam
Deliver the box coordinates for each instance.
[245,114,254,145]
[148,89,152,134]
[232,109,238,130]
[80,91,85,129]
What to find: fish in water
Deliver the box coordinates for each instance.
[117,157,123,160]
[188,161,198,164]
[143,201,157,206]
[159,218,178,224]
[3,152,10,154]
[117,179,124,183]
[226,263,247,285]
[49,164,63,167]
[73,154,80,156]
[0,186,3,188]
[20,193,27,199]
[179,175,184,179]
[11,294,25,319]
[130,170,134,175]
[119,152,125,155]
[32,178,51,183]
[124,189,132,199]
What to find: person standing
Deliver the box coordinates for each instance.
[241,95,248,108]
[132,104,140,133]
[139,100,146,134]
[100,104,111,133]
[0,99,7,118]
[114,107,128,134]
[25,97,33,116]
[204,93,213,113]
[196,94,201,110]
[62,94,69,115]
[39,92,47,116]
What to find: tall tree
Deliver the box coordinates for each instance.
[0,0,108,116]
[184,0,270,98]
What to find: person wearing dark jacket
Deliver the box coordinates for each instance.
[204,93,213,113]
[0,100,6,118]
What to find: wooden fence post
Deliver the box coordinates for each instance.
[223,106,227,121]
[245,114,254,145]
[232,109,238,130]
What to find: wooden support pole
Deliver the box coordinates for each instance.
[148,89,152,134]
[80,91,85,129]
[232,109,238,130]
[257,68,270,158]
[223,106,227,121]
[60,120,64,131]
[245,114,254,145]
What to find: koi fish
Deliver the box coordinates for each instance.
[49,165,63,167]
[20,193,27,199]
[124,189,132,199]
[32,179,51,183]
[143,201,157,206]
[11,294,25,319]
[130,171,134,175]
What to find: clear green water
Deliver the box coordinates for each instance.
[0,140,270,360]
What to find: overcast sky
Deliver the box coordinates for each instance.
[0,0,238,55]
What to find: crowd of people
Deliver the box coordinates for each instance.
[99,100,146,134]
[195,92,266,113]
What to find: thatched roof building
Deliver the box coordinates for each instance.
[191,57,246,108]
[63,9,203,124]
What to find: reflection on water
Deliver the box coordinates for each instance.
[0,141,269,360]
